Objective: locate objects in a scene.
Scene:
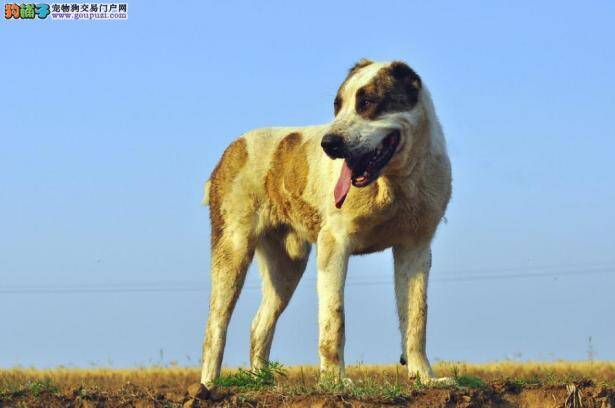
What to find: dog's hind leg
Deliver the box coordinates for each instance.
[200,228,256,386]
[250,230,310,368]
[393,244,433,381]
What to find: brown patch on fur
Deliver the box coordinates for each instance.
[334,59,373,116]
[208,138,248,247]
[355,61,422,119]
[212,234,255,271]
[319,339,340,365]
[265,132,322,241]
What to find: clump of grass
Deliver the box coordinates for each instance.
[501,376,539,388]
[312,372,340,394]
[345,378,408,401]
[308,371,409,402]
[26,378,59,396]
[0,378,59,399]
[214,361,286,389]
[382,382,406,401]
[450,366,486,389]
[454,374,486,388]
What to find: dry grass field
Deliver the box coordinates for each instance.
[1,361,614,407]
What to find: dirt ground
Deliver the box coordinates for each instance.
[1,362,614,407]
[2,383,614,407]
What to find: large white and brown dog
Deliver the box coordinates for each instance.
[200,59,451,385]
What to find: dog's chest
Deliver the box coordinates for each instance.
[348,189,440,255]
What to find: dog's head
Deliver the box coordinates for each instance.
[322,59,430,208]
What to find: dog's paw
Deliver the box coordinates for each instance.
[425,376,456,386]
[342,377,354,387]
[405,354,433,382]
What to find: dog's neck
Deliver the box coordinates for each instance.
[385,88,450,203]
[388,84,447,170]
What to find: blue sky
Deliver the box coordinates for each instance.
[1,1,614,368]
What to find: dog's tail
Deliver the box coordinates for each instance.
[202,180,211,206]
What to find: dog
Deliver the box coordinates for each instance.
[199,59,451,386]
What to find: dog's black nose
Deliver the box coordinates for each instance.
[321,133,347,158]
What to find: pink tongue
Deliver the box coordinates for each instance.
[334,162,352,209]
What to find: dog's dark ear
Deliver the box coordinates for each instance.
[348,58,373,76]
[389,61,421,90]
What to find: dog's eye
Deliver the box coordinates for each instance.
[358,98,375,111]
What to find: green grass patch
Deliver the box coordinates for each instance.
[0,378,59,400]
[450,366,486,389]
[215,361,286,389]
[454,374,486,388]
[304,371,410,402]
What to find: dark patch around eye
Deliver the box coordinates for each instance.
[355,61,422,120]
[355,88,380,117]
[356,96,377,114]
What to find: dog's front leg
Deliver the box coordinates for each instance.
[316,229,350,380]
[393,244,433,381]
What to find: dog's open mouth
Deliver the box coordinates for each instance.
[334,130,400,208]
